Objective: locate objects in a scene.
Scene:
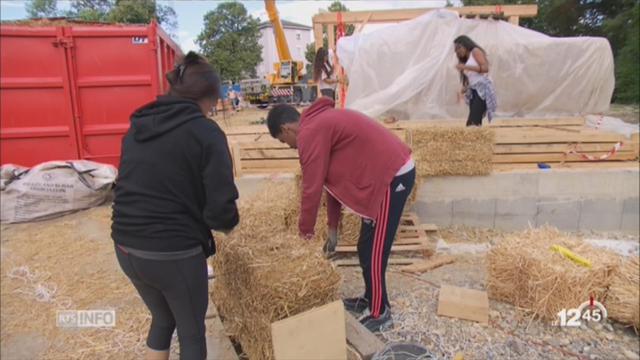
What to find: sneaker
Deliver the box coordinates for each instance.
[360,307,393,333]
[343,296,369,316]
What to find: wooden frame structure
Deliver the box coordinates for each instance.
[312,5,538,51]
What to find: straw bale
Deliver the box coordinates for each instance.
[212,180,341,360]
[487,227,619,321]
[1,207,154,359]
[606,257,640,330]
[409,127,494,177]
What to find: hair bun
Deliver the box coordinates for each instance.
[183,51,202,66]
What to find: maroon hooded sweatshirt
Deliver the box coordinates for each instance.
[297,98,412,237]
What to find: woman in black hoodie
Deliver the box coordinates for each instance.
[112,52,239,360]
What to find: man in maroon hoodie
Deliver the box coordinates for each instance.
[266,97,416,332]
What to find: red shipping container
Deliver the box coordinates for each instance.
[0,21,181,167]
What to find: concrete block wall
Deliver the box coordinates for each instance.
[412,169,640,234]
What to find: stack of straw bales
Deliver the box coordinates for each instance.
[606,257,639,331]
[211,180,341,359]
[487,227,619,321]
[409,127,494,177]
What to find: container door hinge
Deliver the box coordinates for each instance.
[52,37,74,48]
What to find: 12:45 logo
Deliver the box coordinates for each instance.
[556,296,608,327]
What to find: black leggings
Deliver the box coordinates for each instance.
[115,245,208,360]
[320,88,336,101]
[357,168,416,317]
[467,89,487,127]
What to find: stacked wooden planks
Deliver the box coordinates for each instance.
[489,118,638,165]
[222,117,639,176]
[332,212,438,266]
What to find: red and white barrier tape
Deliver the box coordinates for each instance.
[565,142,624,161]
[594,114,604,130]
[272,88,293,97]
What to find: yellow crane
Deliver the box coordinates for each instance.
[264,0,305,86]
[241,0,311,106]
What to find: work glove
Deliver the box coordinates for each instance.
[323,228,338,257]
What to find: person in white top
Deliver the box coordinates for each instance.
[454,35,497,126]
[313,47,338,101]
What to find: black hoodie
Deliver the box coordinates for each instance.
[111,95,239,256]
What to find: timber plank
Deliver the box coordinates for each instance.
[241,148,299,159]
[493,142,627,154]
[493,152,636,163]
[493,161,640,172]
[335,258,419,266]
[336,243,430,253]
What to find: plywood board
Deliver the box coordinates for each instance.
[437,285,489,324]
[272,301,347,360]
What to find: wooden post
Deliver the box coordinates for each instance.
[355,13,373,33]
[231,144,242,177]
[327,24,335,51]
[509,16,520,25]
[313,23,323,51]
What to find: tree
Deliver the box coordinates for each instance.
[197,2,262,82]
[328,1,355,36]
[609,3,639,103]
[305,42,316,75]
[69,0,112,22]
[67,0,177,36]
[26,0,58,18]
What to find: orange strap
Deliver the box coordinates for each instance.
[336,12,347,109]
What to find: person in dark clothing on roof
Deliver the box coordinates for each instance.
[111,51,239,360]
[266,98,416,333]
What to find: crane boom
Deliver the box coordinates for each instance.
[264,0,292,62]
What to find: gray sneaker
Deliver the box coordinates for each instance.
[343,296,369,316]
[360,307,393,333]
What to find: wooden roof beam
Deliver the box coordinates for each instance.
[312,4,537,25]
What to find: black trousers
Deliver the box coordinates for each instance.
[320,88,336,101]
[357,168,416,317]
[115,245,208,360]
[466,89,487,127]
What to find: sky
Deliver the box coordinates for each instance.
[0,0,458,52]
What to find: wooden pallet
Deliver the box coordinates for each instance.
[333,212,437,266]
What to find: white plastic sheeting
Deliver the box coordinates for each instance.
[337,10,615,120]
[585,115,639,138]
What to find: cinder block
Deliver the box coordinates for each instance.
[452,199,496,228]
[621,197,640,234]
[538,171,627,198]
[420,173,538,201]
[414,200,452,227]
[535,198,580,231]
[579,198,624,232]
[494,198,537,231]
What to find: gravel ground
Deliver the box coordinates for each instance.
[339,249,640,360]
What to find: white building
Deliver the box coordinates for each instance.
[257,20,312,80]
